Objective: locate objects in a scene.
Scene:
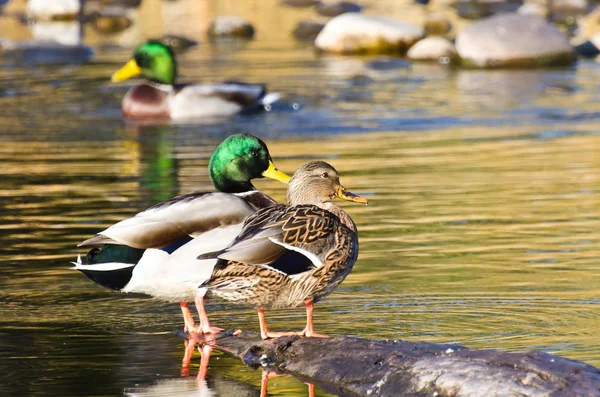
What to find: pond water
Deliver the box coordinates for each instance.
[1,0,600,396]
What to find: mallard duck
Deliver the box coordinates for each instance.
[72,134,290,334]
[199,161,367,339]
[111,40,280,119]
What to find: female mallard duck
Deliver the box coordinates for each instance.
[199,161,367,339]
[72,134,290,334]
[111,40,279,119]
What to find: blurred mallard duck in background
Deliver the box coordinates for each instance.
[111,40,280,119]
[199,161,367,339]
[73,134,290,334]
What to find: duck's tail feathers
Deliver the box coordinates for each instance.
[259,92,281,107]
[78,234,118,247]
[197,249,225,261]
[71,255,136,291]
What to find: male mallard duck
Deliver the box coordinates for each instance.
[73,134,290,334]
[111,40,280,119]
[199,161,367,339]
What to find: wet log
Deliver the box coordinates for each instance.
[194,330,600,397]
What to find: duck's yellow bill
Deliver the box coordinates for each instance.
[111,59,142,82]
[336,185,368,205]
[262,161,291,184]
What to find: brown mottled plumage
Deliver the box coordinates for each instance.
[200,161,367,339]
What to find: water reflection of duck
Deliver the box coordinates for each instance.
[73,134,290,334]
[200,161,366,339]
[111,40,280,119]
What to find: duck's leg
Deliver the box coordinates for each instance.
[194,295,224,334]
[257,309,296,340]
[196,344,212,386]
[306,383,316,397]
[180,337,197,377]
[180,301,199,333]
[298,300,328,338]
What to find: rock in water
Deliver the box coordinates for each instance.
[408,37,458,63]
[0,40,93,65]
[159,35,199,53]
[314,1,363,17]
[292,20,326,41]
[455,14,576,68]
[280,0,318,7]
[91,7,132,34]
[424,13,452,36]
[449,0,524,19]
[26,0,80,21]
[315,13,425,55]
[207,16,255,39]
[574,32,600,58]
[517,1,549,18]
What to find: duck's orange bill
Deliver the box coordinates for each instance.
[111,59,142,82]
[336,185,368,204]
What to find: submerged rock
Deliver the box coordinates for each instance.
[26,0,80,21]
[280,0,319,7]
[366,56,411,70]
[207,16,255,39]
[292,20,325,41]
[517,1,549,18]
[455,14,575,68]
[408,37,458,63]
[91,7,132,34]
[449,0,524,19]
[424,13,452,37]
[314,1,363,17]
[550,0,590,23]
[0,40,93,65]
[159,35,199,52]
[315,13,424,55]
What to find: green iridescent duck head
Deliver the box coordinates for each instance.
[111,40,177,85]
[209,134,290,193]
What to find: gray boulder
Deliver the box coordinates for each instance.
[315,13,425,55]
[456,14,576,68]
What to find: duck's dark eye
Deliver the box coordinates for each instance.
[251,150,259,157]
[134,53,150,67]
[321,172,328,178]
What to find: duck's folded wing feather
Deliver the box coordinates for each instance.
[177,83,265,106]
[79,192,256,249]
[212,205,339,275]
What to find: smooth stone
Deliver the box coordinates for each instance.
[315,13,425,55]
[159,35,199,52]
[455,14,575,68]
[280,0,319,7]
[449,0,523,19]
[292,20,325,41]
[517,1,549,18]
[314,1,362,17]
[91,7,132,34]
[550,0,590,23]
[407,37,458,64]
[424,13,452,36]
[26,0,80,20]
[207,16,255,39]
